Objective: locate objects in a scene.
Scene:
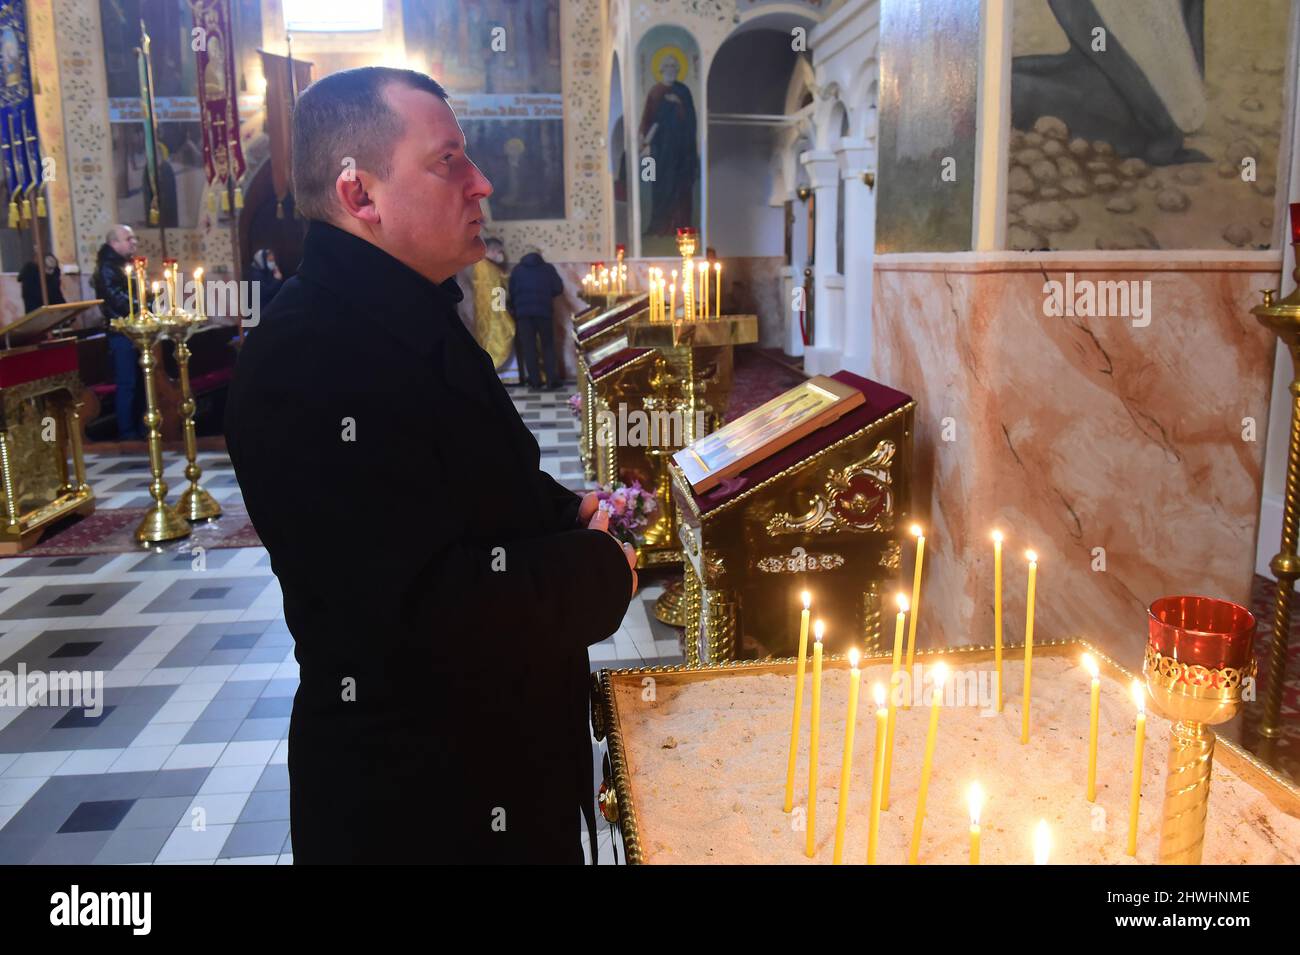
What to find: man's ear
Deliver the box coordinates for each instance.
[335,170,380,226]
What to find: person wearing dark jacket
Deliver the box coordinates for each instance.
[91,226,145,440]
[507,250,565,389]
[224,67,637,864]
[16,255,66,313]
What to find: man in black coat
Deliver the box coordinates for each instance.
[507,250,564,390]
[91,225,145,440]
[224,67,637,863]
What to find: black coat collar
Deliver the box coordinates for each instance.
[296,220,465,356]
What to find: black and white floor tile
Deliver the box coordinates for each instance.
[0,381,680,864]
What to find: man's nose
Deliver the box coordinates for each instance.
[467,160,493,200]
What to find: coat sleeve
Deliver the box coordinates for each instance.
[237,363,631,664]
[535,468,583,529]
[95,265,132,319]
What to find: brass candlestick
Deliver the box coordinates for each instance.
[165,312,221,522]
[110,307,190,546]
[1250,221,1300,751]
[1143,595,1256,864]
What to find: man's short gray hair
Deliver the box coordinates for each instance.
[291,66,448,223]
[105,224,129,243]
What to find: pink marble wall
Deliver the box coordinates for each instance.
[872,252,1281,669]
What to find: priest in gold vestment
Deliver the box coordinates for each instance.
[471,236,514,370]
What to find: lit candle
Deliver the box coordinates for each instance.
[993,530,1003,711]
[904,524,925,708]
[193,268,205,319]
[784,591,812,813]
[1127,679,1146,856]
[700,259,709,318]
[714,262,722,317]
[134,259,147,311]
[866,682,887,865]
[805,620,824,858]
[881,593,907,811]
[908,661,948,864]
[968,782,984,865]
[669,270,677,319]
[1033,819,1051,864]
[124,264,135,319]
[832,647,862,864]
[1021,550,1038,744]
[1084,653,1100,802]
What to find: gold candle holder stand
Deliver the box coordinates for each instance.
[164,312,222,522]
[109,310,190,546]
[1251,243,1300,752]
[1143,595,1256,864]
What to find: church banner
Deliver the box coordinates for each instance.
[259,48,312,218]
[192,0,246,213]
[0,0,41,229]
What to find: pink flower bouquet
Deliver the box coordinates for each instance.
[594,479,657,546]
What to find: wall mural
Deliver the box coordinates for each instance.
[1009,0,1291,251]
[404,0,565,221]
[636,24,701,257]
[875,0,980,253]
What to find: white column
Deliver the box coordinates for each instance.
[836,137,876,377]
[800,149,842,375]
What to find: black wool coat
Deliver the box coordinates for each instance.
[225,221,633,863]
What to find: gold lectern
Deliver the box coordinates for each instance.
[670,371,916,665]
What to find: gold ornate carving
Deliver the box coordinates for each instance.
[756,546,845,573]
[1142,644,1254,697]
[879,539,902,570]
[703,586,737,663]
[683,562,702,668]
[765,440,897,536]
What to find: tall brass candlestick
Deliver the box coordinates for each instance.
[1143,595,1256,864]
[110,310,190,545]
[166,314,221,522]
[1250,214,1300,751]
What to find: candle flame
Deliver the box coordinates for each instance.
[714,262,721,272]
[1025,549,1038,563]
[873,683,886,707]
[848,648,860,669]
[801,590,811,610]
[125,264,133,276]
[1131,679,1146,714]
[813,619,824,642]
[931,661,949,689]
[910,523,923,537]
[895,593,910,613]
[1082,653,1099,679]
[967,782,984,826]
[1033,820,1051,864]
[991,529,1003,543]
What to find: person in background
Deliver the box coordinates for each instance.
[249,248,284,312]
[16,254,66,314]
[92,225,145,441]
[470,236,514,372]
[507,246,564,390]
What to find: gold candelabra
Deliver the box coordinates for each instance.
[1143,595,1256,864]
[1251,214,1300,752]
[111,260,189,545]
[165,312,221,523]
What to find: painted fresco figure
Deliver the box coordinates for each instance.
[638,53,698,236]
[1011,0,1208,165]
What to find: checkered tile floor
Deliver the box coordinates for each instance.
[0,382,681,864]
